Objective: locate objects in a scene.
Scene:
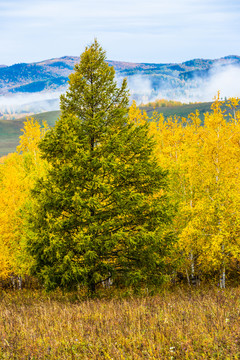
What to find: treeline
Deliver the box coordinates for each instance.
[1,41,240,293]
[140,98,185,108]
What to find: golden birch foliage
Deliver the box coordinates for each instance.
[17,118,49,163]
[161,95,240,274]
[0,153,29,278]
[149,112,201,216]
[0,118,48,278]
[192,96,240,271]
[139,95,240,277]
[128,100,148,126]
[226,97,240,122]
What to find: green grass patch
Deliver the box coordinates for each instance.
[18,110,61,128]
[0,111,60,157]
[140,101,213,122]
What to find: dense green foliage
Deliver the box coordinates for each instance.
[26,40,173,292]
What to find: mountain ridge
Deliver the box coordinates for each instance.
[1,55,240,95]
[1,54,240,120]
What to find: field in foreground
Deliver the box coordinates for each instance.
[0,287,240,359]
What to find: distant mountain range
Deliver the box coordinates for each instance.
[0,55,240,118]
[1,55,240,95]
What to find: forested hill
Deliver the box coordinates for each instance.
[0,55,240,95]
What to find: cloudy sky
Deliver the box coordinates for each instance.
[1,0,240,65]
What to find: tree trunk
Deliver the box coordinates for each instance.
[11,275,22,290]
[220,265,226,289]
[220,244,226,289]
[89,281,96,294]
[189,252,199,286]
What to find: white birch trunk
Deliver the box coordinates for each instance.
[220,244,226,289]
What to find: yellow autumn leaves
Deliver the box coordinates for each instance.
[0,119,48,279]
[131,95,240,279]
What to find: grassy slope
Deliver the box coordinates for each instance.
[0,119,25,157]
[30,110,61,127]
[0,111,60,157]
[140,101,213,122]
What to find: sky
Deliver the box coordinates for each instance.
[1,0,240,66]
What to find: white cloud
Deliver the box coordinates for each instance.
[200,65,240,101]
[0,0,240,65]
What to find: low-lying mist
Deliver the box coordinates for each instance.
[1,64,240,118]
[126,64,240,104]
[0,91,63,119]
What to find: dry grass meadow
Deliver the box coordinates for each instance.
[0,286,240,359]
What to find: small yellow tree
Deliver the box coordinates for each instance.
[0,118,48,281]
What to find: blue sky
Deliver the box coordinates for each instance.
[1,0,240,65]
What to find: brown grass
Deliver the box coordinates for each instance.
[0,286,240,359]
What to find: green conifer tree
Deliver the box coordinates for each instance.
[27,40,173,292]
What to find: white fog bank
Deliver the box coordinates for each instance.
[1,64,240,118]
